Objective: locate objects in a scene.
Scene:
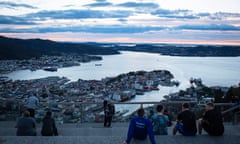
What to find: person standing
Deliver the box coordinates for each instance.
[103,100,115,127]
[198,102,224,136]
[173,103,197,136]
[41,111,58,136]
[16,110,37,136]
[26,93,39,118]
[152,104,169,135]
[122,108,156,144]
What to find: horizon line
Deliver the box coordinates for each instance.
[1,35,240,46]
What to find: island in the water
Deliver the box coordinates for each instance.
[0,70,179,122]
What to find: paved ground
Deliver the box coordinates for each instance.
[0,122,239,144]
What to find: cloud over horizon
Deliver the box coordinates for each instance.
[0,15,36,25]
[0,0,239,45]
[0,1,37,9]
[117,2,159,9]
[26,9,132,20]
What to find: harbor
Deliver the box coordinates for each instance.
[1,51,239,123]
[0,69,179,123]
[0,54,102,74]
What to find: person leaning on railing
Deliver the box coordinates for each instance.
[26,93,39,118]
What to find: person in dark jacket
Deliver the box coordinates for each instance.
[122,108,156,144]
[198,102,224,136]
[103,100,115,127]
[41,111,58,136]
[16,110,36,136]
[173,103,197,136]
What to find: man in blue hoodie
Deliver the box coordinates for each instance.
[122,108,156,144]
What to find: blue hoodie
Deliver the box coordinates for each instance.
[126,116,156,144]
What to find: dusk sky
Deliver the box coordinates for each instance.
[0,0,240,45]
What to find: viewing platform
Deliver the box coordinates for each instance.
[0,122,239,144]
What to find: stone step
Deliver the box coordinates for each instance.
[0,122,129,136]
[0,122,239,136]
[0,127,128,136]
[0,122,240,144]
[1,134,240,144]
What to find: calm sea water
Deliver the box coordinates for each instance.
[4,51,240,114]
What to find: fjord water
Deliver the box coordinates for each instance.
[6,51,240,86]
[4,51,240,105]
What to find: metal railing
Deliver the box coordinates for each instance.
[1,100,239,124]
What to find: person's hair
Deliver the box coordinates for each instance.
[137,108,145,117]
[23,110,30,117]
[156,104,164,112]
[182,103,189,109]
[46,111,52,116]
[206,102,214,107]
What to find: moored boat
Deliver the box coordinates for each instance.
[43,67,58,72]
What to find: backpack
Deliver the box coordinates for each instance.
[165,114,172,127]
[164,110,172,127]
[153,115,168,135]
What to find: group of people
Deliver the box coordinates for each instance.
[15,95,224,141]
[16,94,58,136]
[122,102,224,144]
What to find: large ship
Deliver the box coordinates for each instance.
[43,67,58,72]
[121,90,136,102]
[143,86,160,91]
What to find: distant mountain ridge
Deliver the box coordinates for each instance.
[109,43,240,57]
[0,36,240,60]
[0,36,119,60]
